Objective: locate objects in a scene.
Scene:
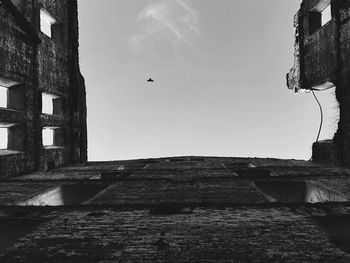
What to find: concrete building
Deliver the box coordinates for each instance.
[0,0,350,262]
[0,0,87,179]
[287,0,350,166]
[0,157,349,262]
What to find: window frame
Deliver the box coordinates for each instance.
[308,2,332,35]
[40,9,57,38]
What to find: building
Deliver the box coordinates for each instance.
[0,157,349,262]
[0,0,350,262]
[287,0,350,166]
[0,0,87,179]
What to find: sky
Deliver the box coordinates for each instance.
[78,0,339,161]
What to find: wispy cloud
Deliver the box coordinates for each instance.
[130,0,200,51]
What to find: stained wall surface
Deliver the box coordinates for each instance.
[0,0,87,178]
[291,0,350,166]
[0,157,350,262]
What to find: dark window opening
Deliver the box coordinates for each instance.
[40,9,56,38]
[7,84,25,111]
[8,124,25,151]
[309,12,322,34]
[51,23,64,44]
[54,128,65,147]
[42,93,64,117]
[42,127,65,148]
[0,124,25,152]
[53,97,64,116]
[309,3,331,35]
[0,78,25,111]
[39,9,64,44]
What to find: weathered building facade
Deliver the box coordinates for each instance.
[0,0,87,178]
[288,0,350,166]
[0,2,349,261]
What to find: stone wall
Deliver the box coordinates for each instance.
[0,207,349,262]
[295,0,350,166]
[299,0,337,89]
[0,0,87,178]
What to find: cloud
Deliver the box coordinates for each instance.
[130,0,200,51]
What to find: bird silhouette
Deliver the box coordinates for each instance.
[147,78,154,83]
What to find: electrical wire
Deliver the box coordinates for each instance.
[311,90,323,142]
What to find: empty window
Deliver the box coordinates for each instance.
[309,3,332,35]
[42,128,54,146]
[0,124,24,152]
[40,9,56,38]
[42,127,65,147]
[0,78,25,111]
[42,93,64,116]
[0,86,7,108]
[42,93,53,115]
[322,4,331,26]
[8,125,24,151]
[0,128,7,150]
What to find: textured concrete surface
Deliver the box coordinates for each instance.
[289,0,350,166]
[0,157,349,261]
[0,0,87,178]
[1,207,350,263]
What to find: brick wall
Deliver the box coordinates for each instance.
[0,207,349,262]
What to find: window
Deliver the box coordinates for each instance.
[8,125,24,151]
[42,93,53,115]
[0,86,7,108]
[42,128,54,146]
[42,93,64,116]
[40,9,56,38]
[7,85,25,111]
[322,4,331,26]
[309,3,331,35]
[0,78,25,111]
[0,124,24,152]
[309,12,322,35]
[0,128,7,150]
[42,127,65,147]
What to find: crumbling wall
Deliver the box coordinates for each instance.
[67,0,88,164]
[298,0,337,89]
[293,0,350,166]
[335,0,350,166]
[302,21,337,88]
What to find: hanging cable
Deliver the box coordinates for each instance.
[311,90,323,142]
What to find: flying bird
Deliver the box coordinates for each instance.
[147,78,154,82]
